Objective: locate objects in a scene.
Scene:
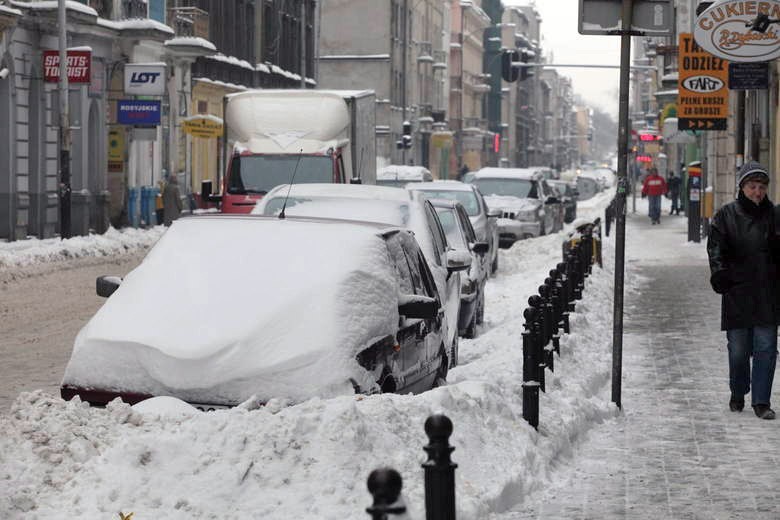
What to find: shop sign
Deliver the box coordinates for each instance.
[578,0,674,35]
[182,116,223,138]
[728,61,769,89]
[43,50,91,83]
[694,0,780,62]
[108,127,125,161]
[431,131,454,149]
[117,100,161,125]
[124,63,166,96]
[677,33,729,131]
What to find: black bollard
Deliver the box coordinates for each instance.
[527,296,546,392]
[366,468,406,519]
[522,308,540,428]
[422,414,457,520]
[555,262,570,334]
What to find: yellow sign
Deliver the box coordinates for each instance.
[677,33,729,131]
[431,132,453,149]
[182,117,223,139]
[108,127,124,161]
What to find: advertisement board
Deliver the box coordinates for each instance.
[677,33,729,131]
[124,63,166,96]
[117,100,161,125]
[43,50,91,83]
[694,0,780,62]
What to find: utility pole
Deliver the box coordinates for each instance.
[58,0,71,239]
[611,0,634,410]
[401,0,408,166]
[300,1,306,89]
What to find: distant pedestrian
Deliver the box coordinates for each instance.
[641,167,667,225]
[707,161,780,419]
[162,173,183,226]
[457,164,469,182]
[667,171,681,215]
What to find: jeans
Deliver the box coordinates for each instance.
[727,326,778,406]
[670,194,679,214]
[648,195,662,221]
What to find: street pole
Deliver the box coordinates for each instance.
[611,0,633,410]
[58,0,71,239]
[401,0,408,166]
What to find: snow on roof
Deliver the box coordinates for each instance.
[0,4,23,16]
[472,167,537,179]
[10,0,96,16]
[377,165,432,180]
[164,36,217,52]
[206,53,254,70]
[62,216,399,405]
[256,62,270,73]
[182,113,223,124]
[97,17,174,34]
[192,76,248,92]
[407,180,473,192]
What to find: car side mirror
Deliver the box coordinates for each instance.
[471,241,490,255]
[201,180,222,203]
[398,295,439,319]
[446,249,472,273]
[487,209,502,218]
[96,275,122,298]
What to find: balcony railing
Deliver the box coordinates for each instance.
[167,6,209,38]
[122,0,147,19]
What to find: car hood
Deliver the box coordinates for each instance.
[483,195,540,212]
[61,218,399,405]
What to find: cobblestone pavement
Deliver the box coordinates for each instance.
[499,212,780,519]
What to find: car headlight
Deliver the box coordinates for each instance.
[515,209,538,221]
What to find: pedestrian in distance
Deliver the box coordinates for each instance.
[707,161,780,419]
[641,167,668,225]
[667,171,681,215]
[162,172,183,227]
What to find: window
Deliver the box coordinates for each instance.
[422,201,447,266]
[149,0,165,23]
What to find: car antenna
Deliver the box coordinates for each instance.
[278,149,304,220]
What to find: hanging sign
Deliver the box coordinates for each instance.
[728,62,770,89]
[117,100,161,125]
[578,0,675,35]
[43,50,91,83]
[677,33,729,131]
[124,63,166,96]
[694,0,780,62]
[182,116,224,138]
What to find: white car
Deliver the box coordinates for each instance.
[61,216,450,407]
[376,165,433,188]
[406,180,500,275]
[253,183,466,360]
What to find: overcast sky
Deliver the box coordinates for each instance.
[504,0,622,119]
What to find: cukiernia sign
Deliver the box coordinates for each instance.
[694,0,780,62]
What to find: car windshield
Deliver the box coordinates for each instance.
[415,189,480,216]
[473,178,537,199]
[434,207,466,249]
[227,155,333,195]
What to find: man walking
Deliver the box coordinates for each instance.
[667,171,681,215]
[641,167,667,225]
[707,161,779,419]
[162,172,183,226]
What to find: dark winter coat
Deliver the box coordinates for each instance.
[667,176,681,196]
[163,176,183,226]
[707,192,780,330]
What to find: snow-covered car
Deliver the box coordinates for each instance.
[406,180,500,275]
[547,179,579,224]
[376,165,433,188]
[252,183,466,361]
[468,168,563,247]
[429,199,490,341]
[60,215,450,408]
[575,174,602,201]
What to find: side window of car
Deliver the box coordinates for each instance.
[401,234,439,300]
[415,250,440,301]
[386,234,414,294]
[457,207,477,243]
[423,201,448,260]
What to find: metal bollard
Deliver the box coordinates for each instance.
[366,468,406,519]
[555,262,571,334]
[538,284,556,371]
[527,296,546,392]
[422,414,457,520]
[522,308,540,429]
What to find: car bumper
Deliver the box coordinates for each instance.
[497,218,541,245]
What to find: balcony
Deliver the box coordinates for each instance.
[122,0,147,19]
[167,6,209,39]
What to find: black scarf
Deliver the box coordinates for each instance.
[737,190,773,219]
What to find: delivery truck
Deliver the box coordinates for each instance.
[203,89,376,213]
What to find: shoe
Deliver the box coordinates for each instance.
[753,404,776,420]
[729,394,744,412]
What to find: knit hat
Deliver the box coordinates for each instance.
[737,161,769,187]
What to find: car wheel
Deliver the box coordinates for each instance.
[450,335,459,368]
[476,290,485,325]
[539,222,546,236]
[491,252,499,275]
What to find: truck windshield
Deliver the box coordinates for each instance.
[227,155,333,195]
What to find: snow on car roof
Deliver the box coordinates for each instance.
[406,180,473,192]
[62,216,401,404]
[377,165,432,180]
[257,183,414,203]
[472,167,537,180]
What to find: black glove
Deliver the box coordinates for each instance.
[641,192,647,199]
[710,270,732,294]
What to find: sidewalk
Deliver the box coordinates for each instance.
[497,204,780,519]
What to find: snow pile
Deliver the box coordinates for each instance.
[0,190,643,519]
[0,226,164,270]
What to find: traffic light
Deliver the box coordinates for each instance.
[401,120,412,149]
[501,50,520,83]
[519,49,535,81]
[587,129,593,142]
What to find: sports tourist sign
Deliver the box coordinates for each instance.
[694,0,780,62]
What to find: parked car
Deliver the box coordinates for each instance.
[253,183,466,361]
[376,165,433,188]
[406,180,500,275]
[575,174,602,201]
[61,215,450,408]
[548,179,579,224]
[528,166,559,181]
[429,199,490,342]
[468,168,564,247]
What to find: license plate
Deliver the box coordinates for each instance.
[189,402,232,412]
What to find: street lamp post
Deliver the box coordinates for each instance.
[58,0,71,239]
